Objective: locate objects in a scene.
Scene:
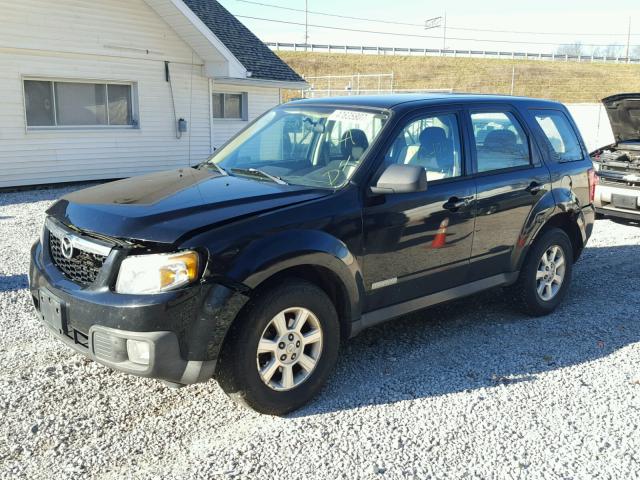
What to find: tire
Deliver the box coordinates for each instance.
[512,228,574,316]
[216,279,340,415]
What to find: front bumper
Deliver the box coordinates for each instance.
[38,317,210,384]
[29,240,249,384]
[594,183,640,220]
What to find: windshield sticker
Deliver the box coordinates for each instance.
[328,110,375,123]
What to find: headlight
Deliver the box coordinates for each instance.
[115,251,199,294]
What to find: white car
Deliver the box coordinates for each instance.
[591,94,640,222]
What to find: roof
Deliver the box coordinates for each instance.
[182,0,304,84]
[288,93,563,110]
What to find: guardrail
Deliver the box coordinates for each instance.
[303,88,454,98]
[267,42,640,64]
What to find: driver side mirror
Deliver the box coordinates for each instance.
[370,164,427,194]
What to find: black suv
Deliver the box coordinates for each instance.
[30,94,595,414]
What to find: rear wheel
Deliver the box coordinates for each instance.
[512,228,573,316]
[216,279,340,415]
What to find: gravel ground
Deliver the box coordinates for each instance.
[2,184,640,480]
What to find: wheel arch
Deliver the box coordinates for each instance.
[535,212,584,262]
[514,210,585,273]
[512,187,587,271]
[225,229,364,339]
[248,264,356,341]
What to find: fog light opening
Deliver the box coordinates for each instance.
[126,339,151,366]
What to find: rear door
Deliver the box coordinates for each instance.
[467,105,551,280]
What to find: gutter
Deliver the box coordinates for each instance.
[213,76,308,90]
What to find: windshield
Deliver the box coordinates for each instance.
[205,106,389,188]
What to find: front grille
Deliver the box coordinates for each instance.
[49,234,107,286]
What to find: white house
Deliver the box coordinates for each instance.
[0,0,306,188]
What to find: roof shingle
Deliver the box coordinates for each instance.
[183,0,304,83]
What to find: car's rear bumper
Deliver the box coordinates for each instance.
[29,240,249,385]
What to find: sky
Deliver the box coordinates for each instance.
[218,0,640,56]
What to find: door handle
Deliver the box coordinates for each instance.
[526,181,543,194]
[443,195,473,211]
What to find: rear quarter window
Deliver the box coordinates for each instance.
[532,110,584,162]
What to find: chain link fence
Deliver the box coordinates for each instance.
[300,73,453,98]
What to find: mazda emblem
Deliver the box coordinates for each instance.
[61,235,74,259]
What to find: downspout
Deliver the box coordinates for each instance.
[209,77,214,152]
[165,61,182,140]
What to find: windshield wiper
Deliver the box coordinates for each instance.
[230,168,288,185]
[199,161,228,176]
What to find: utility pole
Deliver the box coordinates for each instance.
[626,16,631,62]
[443,11,447,51]
[304,0,309,49]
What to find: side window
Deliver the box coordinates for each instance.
[532,110,583,162]
[384,113,463,181]
[471,112,531,173]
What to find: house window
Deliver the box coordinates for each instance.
[212,92,247,120]
[24,79,137,128]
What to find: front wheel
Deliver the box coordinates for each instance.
[216,279,340,415]
[512,228,574,316]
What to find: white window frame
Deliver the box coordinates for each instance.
[211,91,248,121]
[22,76,140,131]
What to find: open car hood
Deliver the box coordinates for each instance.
[602,93,640,143]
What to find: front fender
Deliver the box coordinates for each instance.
[227,229,364,322]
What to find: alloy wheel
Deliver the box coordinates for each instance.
[536,244,566,301]
[256,307,323,391]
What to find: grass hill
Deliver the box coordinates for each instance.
[277,51,640,103]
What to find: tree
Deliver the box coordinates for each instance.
[604,44,624,58]
[557,42,584,57]
[591,44,624,58]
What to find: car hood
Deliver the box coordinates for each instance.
[47,168,330,244]
[602,93,640,143]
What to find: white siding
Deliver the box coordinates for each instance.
[0,0,196,63]
[0,0,288,187]
[211,82,280,149]
[0,0,211,187]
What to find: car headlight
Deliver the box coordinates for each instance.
[115,251,200,294]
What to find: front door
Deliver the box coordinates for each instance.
[362,109,477,312]
[466,107,551,279]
